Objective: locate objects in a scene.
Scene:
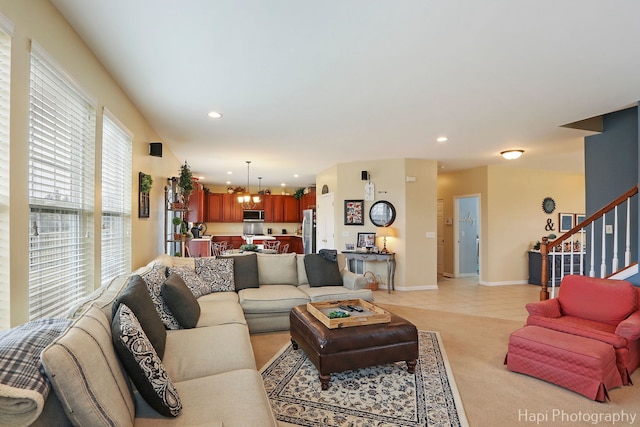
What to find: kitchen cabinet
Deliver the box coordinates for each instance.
[283,196,299,222]
[222,194,244,222]
[212,235,244,249]
[276,236,303,253]
[186,179,204,223]
[264,195,300,223]
[298,189,316,219]
[206,193,224,222]
[187,239,211,257]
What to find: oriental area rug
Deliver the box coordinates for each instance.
[260,331,469,427]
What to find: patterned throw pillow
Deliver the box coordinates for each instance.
[141,264,181,330]
[112,304,182,418]
[194,257,235,293]
[167,265,210,298]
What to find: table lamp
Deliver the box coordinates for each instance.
[376,226,396,254]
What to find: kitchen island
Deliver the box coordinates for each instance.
[210,234,303,253]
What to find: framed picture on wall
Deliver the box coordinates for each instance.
[357,232,376,248]
[344,199,364,225]
[559,213,573,232]
[575,214,586,231]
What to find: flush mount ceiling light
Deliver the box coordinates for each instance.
[208,111,223,118]
[436,136,448,143]
[500,149,524,160]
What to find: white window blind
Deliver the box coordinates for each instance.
[101,111,132,285]
[28,43,96,320]
[0,19,12,330]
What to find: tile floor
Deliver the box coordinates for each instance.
[372,276,544,322]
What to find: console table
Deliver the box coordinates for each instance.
[342,251,396,293]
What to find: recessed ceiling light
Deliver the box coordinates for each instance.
[280,183,286,187]
[226,181,231,185]
[500,149,524,160]
[227,171,232,175]
[293,174,299,178]
[436,136,448,143]
[208,111,222,118]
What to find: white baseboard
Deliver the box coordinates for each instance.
[377,284,439,291]
[478,280,529,286]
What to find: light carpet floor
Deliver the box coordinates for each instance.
[250,304,640,427]
[260,330,468,427]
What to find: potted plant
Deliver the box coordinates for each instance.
[172,216,182,240]
[178,161,194,203]
[293,188,305,199]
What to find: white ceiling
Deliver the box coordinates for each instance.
[51,0,640,189]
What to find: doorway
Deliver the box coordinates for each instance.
[454,195,480,277]
[316,192,335,251]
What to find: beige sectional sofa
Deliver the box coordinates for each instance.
[15,252,372,426]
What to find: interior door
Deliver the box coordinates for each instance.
[316,192,335,251]
[437,199,444,276]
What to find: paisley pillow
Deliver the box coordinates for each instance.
[194,257,235,293]
[112,304,182,417]
[141,264,181,330]
[168,265,210,298]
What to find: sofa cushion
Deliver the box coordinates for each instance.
[219,253,259,291]
[163,324,256,382]
[134,369,277,427]
[141,264,181,330]
[65,272,131,320]
[257,253,298,285]
[161,273,201,329]
[40,306,136,427]
[112,304,182,417]
[298,284,374,303]
[194,257,235,293]
[558,276,637,326]
[303,253,343,287]
[197,291,239,303]
[167,265,210,298]
[296,255,309,285]
[197,301,248,327]
[112,275,167,358]
[239,285,310,313]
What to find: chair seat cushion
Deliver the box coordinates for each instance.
[526,315,626,348]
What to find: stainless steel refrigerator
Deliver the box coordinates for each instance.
[302,209,316,254]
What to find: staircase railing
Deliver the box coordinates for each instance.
[539,184,638,300]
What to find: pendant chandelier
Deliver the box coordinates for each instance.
[237,160,261,209]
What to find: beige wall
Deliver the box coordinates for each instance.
[317,158,438,290]
[2,0,179,326]
[438,166,585,285]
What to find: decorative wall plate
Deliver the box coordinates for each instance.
[542,197,556,214]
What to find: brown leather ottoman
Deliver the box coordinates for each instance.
[289,304,418,390]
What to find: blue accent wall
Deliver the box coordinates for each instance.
[584,106,639,284]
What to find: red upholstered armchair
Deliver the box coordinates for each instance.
[526,275,640,385]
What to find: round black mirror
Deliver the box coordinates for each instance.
[369,200,396,227]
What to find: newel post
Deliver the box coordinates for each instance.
[539,237,549,300]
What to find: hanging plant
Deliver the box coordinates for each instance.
[178,161,194,201]
[140,173,153,194]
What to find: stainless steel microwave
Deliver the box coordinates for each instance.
[243,210,265,222]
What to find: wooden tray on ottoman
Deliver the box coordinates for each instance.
[306,299,391,329]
